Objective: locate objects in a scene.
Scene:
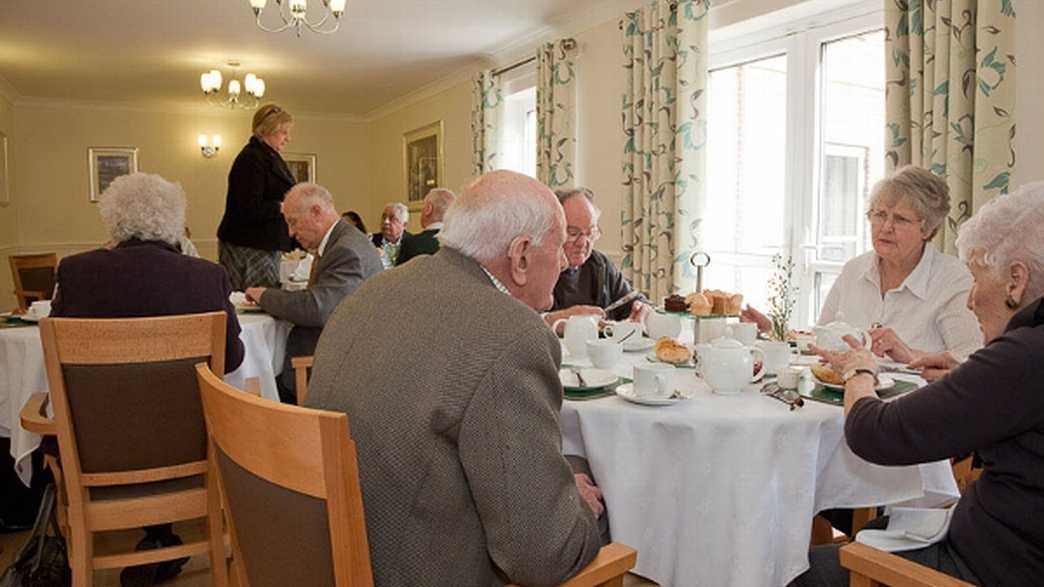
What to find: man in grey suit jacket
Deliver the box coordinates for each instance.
[306,170,604,586]
[246,183,383,403]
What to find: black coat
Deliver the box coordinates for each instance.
[397,228,440,265]
[217,136,296,252]
[50,239,245,373]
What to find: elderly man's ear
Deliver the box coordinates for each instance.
[507,235,532,285]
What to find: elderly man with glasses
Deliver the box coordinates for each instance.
[543,188,649,333]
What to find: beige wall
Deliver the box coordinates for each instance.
[0,94,16,307]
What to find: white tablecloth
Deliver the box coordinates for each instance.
[1,313,290,484]
[559,348,959,587]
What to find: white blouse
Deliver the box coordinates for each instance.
[818,244,982,360]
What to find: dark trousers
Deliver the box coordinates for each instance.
[565,455,611,545]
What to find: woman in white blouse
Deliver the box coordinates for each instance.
[745,166,981,365]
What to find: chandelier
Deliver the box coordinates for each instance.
[200,66,265,109]
[248,0,346,36]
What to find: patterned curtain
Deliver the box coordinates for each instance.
[537,41,578,188]
[621,0,710,300]
[884,0,1016,254]
[471,69,504,176]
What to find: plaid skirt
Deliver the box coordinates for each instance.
[219,241,281,290]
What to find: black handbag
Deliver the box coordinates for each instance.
[0,484,70,587]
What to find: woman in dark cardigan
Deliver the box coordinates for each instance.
[217,103,297,290]
[793,182,1044,586]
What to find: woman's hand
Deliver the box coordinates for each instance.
[908,352,959,382]
[868,327,923,363]
[812,335,877,374]
[740,305,773,334]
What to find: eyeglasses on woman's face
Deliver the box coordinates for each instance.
[865,209,923,231]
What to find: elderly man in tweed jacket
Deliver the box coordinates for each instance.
[306,170,604,586]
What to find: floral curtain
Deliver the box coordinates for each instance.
[884,0,1016,254]
[537,41,578,188]
[621,0,710,300]
[471,69,504,176]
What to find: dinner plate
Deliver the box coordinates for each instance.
[645,352,696,368]
[615,383,696,406]
[559,368,618,391]
[814,374,895,391]
[621,336,655,353]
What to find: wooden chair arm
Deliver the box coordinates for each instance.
[840,542,975,587]
[19,392,56,436]
[292,355,314,405]
[506,543,638,587]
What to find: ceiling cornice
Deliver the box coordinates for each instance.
[362,60,487,122]
[13,95,367,123]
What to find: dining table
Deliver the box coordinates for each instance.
[558,335,960,587]
[1,312,290,484]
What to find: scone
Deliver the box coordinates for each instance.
[686,292,712,317]
[655,337,692,364]
[724,293,744,316]
[811,364,844,385]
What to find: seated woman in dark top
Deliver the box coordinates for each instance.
[792,181,1044,586]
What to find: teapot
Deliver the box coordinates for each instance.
[695,337,766,395]
[551,315,600,358]
[813,320,869,352]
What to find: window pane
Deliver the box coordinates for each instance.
[501,87,537,177]
[816,30,885,264]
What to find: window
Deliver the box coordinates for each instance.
[501,86,537,178]
[705,4,884,326]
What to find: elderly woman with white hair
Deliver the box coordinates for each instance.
[792,182,1044,586]
[217,103,298,290]
[745,166,982,364]
[50,172,246,585]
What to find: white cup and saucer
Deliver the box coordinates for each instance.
[616,363,698,406]
[21,300,51,322]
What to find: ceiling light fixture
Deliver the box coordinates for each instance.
[200,62,265,109]
[248,0,346,36]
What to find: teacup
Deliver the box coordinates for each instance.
[776,366,805,389]
[603,321,641,343]
[756,340,797,373]
[726,322,758,346]
[27,300,51,319]
[814,321,869,352]
[586,339,624,370]
[633,363,676,398]
[644,311,682,340]
[551,315,599,358]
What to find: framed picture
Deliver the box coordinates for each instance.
[403,121,444,209]
[88,147,138,202]
[283,153,317,183]
[0,132,8,205]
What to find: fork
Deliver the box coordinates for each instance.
[570,367,588,387]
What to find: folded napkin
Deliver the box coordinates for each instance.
[856,507,953,552]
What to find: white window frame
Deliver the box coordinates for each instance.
[708,1,884,327]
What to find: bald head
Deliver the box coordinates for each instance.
[421,188,457,227]
[282,183,340,251]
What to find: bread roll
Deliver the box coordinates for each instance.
[655,337,692,365]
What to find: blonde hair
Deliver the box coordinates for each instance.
[868,166,951,239]
[252,104,293,139]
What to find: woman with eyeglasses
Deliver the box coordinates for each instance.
[217,103,298,290]
[744,166,981,368]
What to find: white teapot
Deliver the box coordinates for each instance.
[551,315,600,358]
[813,320,869,352]
[695,337,766,395]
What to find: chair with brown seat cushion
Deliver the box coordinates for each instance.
[840,542,975,587]
[197,363,638,587]
[9,252,58,312]
[31,312,229,586]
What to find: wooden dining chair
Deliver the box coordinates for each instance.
[9,252,58,312]
[21,312,229,586]
[197,363,638,587]
[840,542,975,587]
[291,355,314,404]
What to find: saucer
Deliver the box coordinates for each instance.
[18,313,43,323]
[621,336,655,353]
[615,383,685,406]
[559,368,618,391]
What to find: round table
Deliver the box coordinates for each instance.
[558,344,959,587]
[1,313,290,484]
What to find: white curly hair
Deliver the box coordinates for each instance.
[956,181,1044,302]
[98,173,186,246]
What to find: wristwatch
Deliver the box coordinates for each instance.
[842,367,878,385]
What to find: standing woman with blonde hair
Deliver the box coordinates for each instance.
[217,103,297,289]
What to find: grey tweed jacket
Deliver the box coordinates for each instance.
[259,219,383,365]
[306,247,602,587]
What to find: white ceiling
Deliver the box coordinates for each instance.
[0,0,611,117]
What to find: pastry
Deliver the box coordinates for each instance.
[664,294,688,313]
[655,337,692,365]
[724,293,744,316]
[685,292,712,317]
[811,364,844,386]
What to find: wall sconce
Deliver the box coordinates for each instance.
[198,134,222,158]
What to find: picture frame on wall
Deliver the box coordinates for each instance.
[0,132,9,205]
[283,153,317,183]
[88,147,138,202]
[403,121,444,210]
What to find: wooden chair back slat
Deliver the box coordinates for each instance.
[9,252,57,312]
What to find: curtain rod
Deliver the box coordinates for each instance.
[492,38,577,77]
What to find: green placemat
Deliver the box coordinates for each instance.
[1,315,38,329]
[565,377,631,401]
[799,379,919,406]
[235,306,265,315]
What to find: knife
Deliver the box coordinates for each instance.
[603,290,643,314]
